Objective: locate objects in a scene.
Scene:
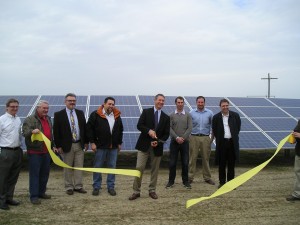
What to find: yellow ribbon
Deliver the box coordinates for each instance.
[186,134,292,208]
[31,133,141,177]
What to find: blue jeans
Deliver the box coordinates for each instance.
[28,153,51,200]
[168,140,189,184]
[93,149,118,190]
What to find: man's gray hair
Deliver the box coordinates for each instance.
[37,100,49,107]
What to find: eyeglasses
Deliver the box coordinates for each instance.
[66,100,76,102]
[8,106,19,108]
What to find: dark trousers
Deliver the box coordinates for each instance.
[219,139,235,184]
[168,140,189,184]
[28,153,51,200]
[0,148,23,205]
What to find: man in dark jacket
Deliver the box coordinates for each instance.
[22,100,56,204]
[286,120,300,201]
[212,99,241,188]
[53,93,88,195]
[129,94,170,200]
[86,97,123,196]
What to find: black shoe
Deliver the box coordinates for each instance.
[39,194,51,199]
[183,182,192,189]
[286,195,300,202]
[74,188,87,194]
[108,189,116,196]
[218,183,225,188]
[6,199,20,206]
[165,182,174,189]
[92,188,99,196]
[31,199,41,205]
[66,189,74,195]
[0,203,9,210]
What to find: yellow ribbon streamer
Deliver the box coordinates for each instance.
[31,133,141,177]
[186,134,292,208]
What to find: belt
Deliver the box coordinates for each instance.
[224,138,232,141]
[72,140,81,143]
[0,146,20,150]
[191,134,209,137]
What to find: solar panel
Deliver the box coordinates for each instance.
[90,95,138,105]
[228,97,273,106]
[238,107,289,118]
[184,96,224,106]
[269,98,300,107]
[122,118,139,132]
[138,95,178,105]
[281,108,300,118]
[0,95,38,105]
[88,105,141,117]
[239,132,275,149]
[2,95,299,151]
[122,133,139,150]
[241,118,259,131]
[41,95,88,105]
[252,118,297,131]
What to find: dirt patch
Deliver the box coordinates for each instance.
[0,165,299,225]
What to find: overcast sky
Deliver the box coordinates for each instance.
[1,0,300,99]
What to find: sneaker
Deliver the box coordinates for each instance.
[92,188,99,196]
[165,182,174,189]
[183,182,192,189]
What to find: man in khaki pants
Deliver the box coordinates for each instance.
[188,96,215,185]
[129,94,170,200]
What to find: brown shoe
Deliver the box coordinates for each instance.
[74,188,87,194]
[129,193,140,200]
[188,179,193,184]
[149,192,158,199]
[66,189,74,195]
[205,179,215,185]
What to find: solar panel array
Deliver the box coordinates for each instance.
[1,95,299,150]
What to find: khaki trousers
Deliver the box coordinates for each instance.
[63,143,84,190]
[292,155,300,198]
[188,135,212,181]
[133,147,162,194]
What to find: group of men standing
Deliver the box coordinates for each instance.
[2,93,299,210]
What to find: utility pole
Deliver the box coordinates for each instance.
[261,73,278,98]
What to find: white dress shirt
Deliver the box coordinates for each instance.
[0,112,22,147]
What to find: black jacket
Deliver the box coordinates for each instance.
[86,106,123,149]
[53,108,87,153]
[135,107,170,157]
[212,111,241,165]
[294,120,300,156]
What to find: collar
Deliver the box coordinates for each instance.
[175,109,185,115]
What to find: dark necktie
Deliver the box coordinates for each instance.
[154,110,159,129]
[70,110,77,142]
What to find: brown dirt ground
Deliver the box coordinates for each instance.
[1,163,299,225]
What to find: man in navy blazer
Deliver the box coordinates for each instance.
[129,94,170,200]
[53,93,88,195]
